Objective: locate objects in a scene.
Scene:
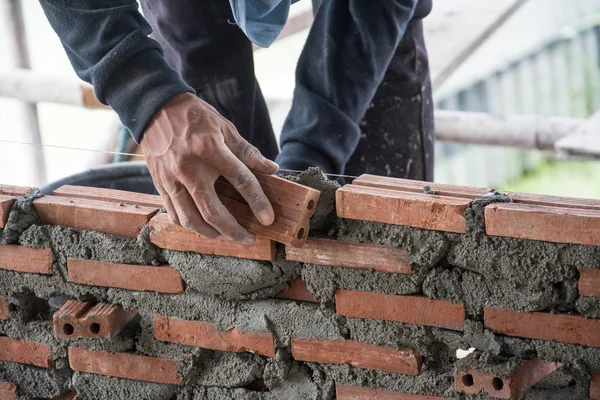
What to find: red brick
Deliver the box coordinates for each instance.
[67,258,184,293]
[510,192,600,211]
[336,184,470,233]
[454,356,561,398]
[0,383,16,400]
[154,315,275,357]
[485,203,600,246]
[33,196,158,238]
[149,213,276,261]
[0,186,34,229]
[591,372,600,400]
[578,269,600,297]
[52,185,163,208]
[286,238,411,274]
[277,279,319,303]
[335,290,465,330]
[68,347,182,384]
[336,385,451,399]
[52,392,77,400]
[215,173,321,247]
[354,174,490,199]
[291,338,421,375]
[484,308,600,348]
[0,296,10,320]
[53,300,137,340]
[0,185,34,197]
[0,245,52,274]
[0,336,53,368]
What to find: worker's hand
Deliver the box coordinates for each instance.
[140,92,278,242]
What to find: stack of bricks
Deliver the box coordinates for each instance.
[0,168,599,400]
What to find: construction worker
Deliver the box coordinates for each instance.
[40,0,433,242]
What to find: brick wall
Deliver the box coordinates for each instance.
[0,168,599,399]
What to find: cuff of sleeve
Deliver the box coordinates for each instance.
[103,49,194,143]
[275,141,335,175]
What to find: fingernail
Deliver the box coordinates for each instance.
[259,210,274,225]
[244,236,255,244]
[263,159,279,171]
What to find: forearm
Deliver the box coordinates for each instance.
[39,0,193,141]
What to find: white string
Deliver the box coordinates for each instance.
[0,138,359,179]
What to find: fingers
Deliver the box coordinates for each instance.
[224,124,278,174]
[186,183,254,243]
[219,150,275,227]
[167,184,220,239]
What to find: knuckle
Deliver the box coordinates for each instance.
[199,206,219,225]
[231,172,256,191]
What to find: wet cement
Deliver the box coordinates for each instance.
[0,361,72,399]
[72,372,177,400]
[0,190,42,245]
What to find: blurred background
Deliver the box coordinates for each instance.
[1,0,600,196]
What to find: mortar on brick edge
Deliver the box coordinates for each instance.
[283,167,340,234]
[71,372,177,400]
[0,361,72,399]
[164,246,301,301]
[0,190,42,245]
[313,362,455,398]
[575,296,600,318]
[300,262,423,305]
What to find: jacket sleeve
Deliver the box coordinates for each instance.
[39,0,194,142]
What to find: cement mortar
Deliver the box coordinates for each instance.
[193,351,266,388]
[165,247,300,300]
[301,263,422,304]
[575,296,600,318]
[0,191,41,245]
[180,386,274,400]
[72,372,177,400]
[0,361,71,399]
[313,362,454,398]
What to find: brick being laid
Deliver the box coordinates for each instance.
[0,336,53,368]
[484,202,600,246]
[0,245,53,274]
[33,196,159,238]
[149,213,276,261]
[215,173,320,247]
[336,184,470,233]
[335,290,465,330]
[285,238,412,274]
[53,300,137,340]
[335,385,452,399]
[67,258,184,293]
[291,338,421,375]
[67,347,182,385]
[154,315,275,357]
[454,354,561,399]
[484,308,600,348]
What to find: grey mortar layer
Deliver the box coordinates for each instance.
[193,350,266,388]
[72,372,177,400]
[0,361,72,399]
[0,190,41,245]
[165,247,301,301]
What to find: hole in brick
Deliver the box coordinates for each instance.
[297,228,305,239]
[89,323,101,335]
[63,324,74,336]
[307,200,315,210]
[492,377,504,391]
[462,374,474,387]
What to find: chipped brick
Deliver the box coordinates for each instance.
[484,308,600,348]
[591,372,600,400]
[336,290,465,330]
[578,269,600,297]
[0,245,52,274]
[33,196,158,238]
[149,213,276,261]
[336,184,469,233]
[68,347,182,385]
[154,315,275,357]
[485,203,600,246]
[0,383,16,400]
[67,258,184,294]
[286,238,411,274]
[276,279,319,303]
[0,336,53,368]
[291,338,421,375]
[0,296,10,320]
